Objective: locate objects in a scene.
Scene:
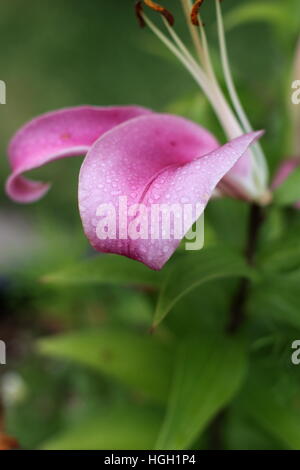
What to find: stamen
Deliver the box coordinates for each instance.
[143,0,174,26]
[136,0,268,199]
[143,13,244,144]
[215,0,268,187]
[180,0,205,64]
[135,1,146,28]
[191,0,205,26]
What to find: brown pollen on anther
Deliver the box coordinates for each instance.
[143,0,174,26]
[191,0,205,26]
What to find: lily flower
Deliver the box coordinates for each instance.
[5,0,266,270]
[5,106,262,269]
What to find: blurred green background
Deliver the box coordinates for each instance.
[1,0,300,451]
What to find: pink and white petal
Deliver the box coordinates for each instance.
[6,105,151,203]
[272,157,300,209]
[272,158,300,188]
[79,113,262,270]
[221,150,256,200]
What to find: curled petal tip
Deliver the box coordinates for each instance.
[6,174,51,203]
[253,129,265,140]
[5,106,151,204]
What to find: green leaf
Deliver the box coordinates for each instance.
[240,385,300,450]
[41,404,162,450]
[258,235,300,273]
[224,0,300,51]
[37,327,173,404]
[248,279,300,329]
[225,413,283,450]
[259,207,285,245]
[41,254,164,288]
[273,166,300,206]
[207,199,249,250]
[153,246,254,327]
[282,269,300,284]
[155,334,247,449]
[225,2,289,33]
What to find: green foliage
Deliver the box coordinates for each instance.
[257,233,300,274]
[2,0,300,452]
[240,383,300,450]
[37,327,173,404]
[155,334,247,449]
[248,279,300,330]
[41,404,162,450]
[248,217,300,329]
[41,254,164,288]
[225,0,300,47]
[225,2,290,34]
[273,167,300,206]
[225,413,283,450]
[153,246,254,327]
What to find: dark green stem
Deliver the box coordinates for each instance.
[227,203,265,334]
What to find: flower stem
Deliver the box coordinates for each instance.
[227,203,265,334]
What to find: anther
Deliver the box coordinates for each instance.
[191,0,205,26]
[136,0,174,27]
[135,1,146,28]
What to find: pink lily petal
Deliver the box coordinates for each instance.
[6,105,151,203]
[220,148,256,200]
[229,152,252,180]
[272,157,300,209]
[272,158,300,187]
[79,114,262,270]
